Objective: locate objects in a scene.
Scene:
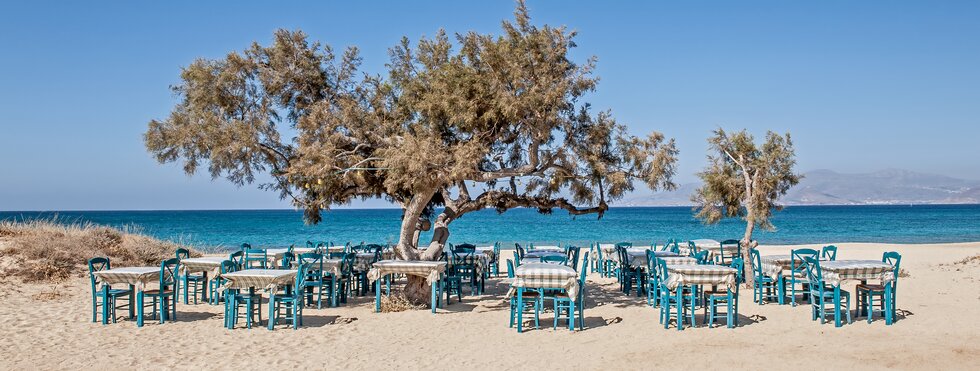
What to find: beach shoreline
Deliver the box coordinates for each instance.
[1,241,978,370]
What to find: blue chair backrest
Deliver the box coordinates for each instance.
[454,243,477,252]
[515,243,525,260]
[730,257,745,283]
[803,256,823,290]
[306,241,315,248]
[694,250,710,264]
[506,259,516,278]
[240,243,251,251]
[821,245,838,261]
[292,263,310,294]
[219,260,236,274]
[721,239,740,258]
[687,241,699,257]
[566,246,581,269]
[88,257,110,294]
[175,248,190,260]
[883,251,902,284]
[513,250,521,267]
[750,248,764,276]
[577,252,589,297]
[229,250,244,269]
[791,248,819,276]
[159,258,180,289]
[282,251,296,268]
[340,252,356,276]
[615,242,632,249]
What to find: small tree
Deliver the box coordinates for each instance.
[145,1,678,302]
[692,128,801,286]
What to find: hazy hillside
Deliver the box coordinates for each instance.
[621,169,980,206]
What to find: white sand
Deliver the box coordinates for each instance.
[1,242,978,370]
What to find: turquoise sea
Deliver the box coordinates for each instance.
[2,205,978,250]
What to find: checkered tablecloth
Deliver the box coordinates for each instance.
[448,253,489,273]
[663,264,738,291]
[367,260,448,285]
[353,253,379,271]
[643,256,698,268]
[219,269,298,295]
[819,260,895,287]
[319,258,343,277]
[265,247,317,262]
[475,246,497,262]
[92,267,162,293]
[507,263,581,302]
[180,257,226,276]
[759,254,802,279]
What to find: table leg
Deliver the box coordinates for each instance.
[136,291,144,328]
[430,280,437,314]
[727,289,734,328]
[128,285,135,319]
[202,271,209,303]
[517,287,525,333]
[375,276,382,313]
[331,276,338,307]
[101,286,109,325]
[885,283,893,325]
[267,293,276,330]
[834,284,842,327]
[777,275,785,305]
[676,287,683,331]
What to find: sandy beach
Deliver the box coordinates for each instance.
[1,242,978,370]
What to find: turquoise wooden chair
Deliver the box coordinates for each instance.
[243,248,268,269]
[657,258,695,330]
[553,252,589,330]
[693,250,710,265]
[137,258,179,327]
[87,257,132,324]
[269,263,309,330]
[324,252,355,305]
[175,248,204,304]
[616,245,642,296]
[821,245,838,261]
[803,256,851,325]
[515,243,526,261]
[645,250,661,307]
[210,260,235,307]
[788,248,819,306]
[719,239,741,265]
[704,258,743,328]
[489,242,502,277]
[857,251,901,324]
[297,252,326,309]
[506,259,540,330]
[566,245,581,270]
[452,244,480,294]
[229,250,244,270]
[442,251,465,304]
[665,239,681,254]
[750,248,779,304]
[610,242,632,280]
[279,251,296,269]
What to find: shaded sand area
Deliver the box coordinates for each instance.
[1,242,978,370]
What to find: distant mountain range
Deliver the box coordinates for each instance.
[620,169,980,206]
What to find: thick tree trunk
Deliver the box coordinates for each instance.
[741,214,757,287]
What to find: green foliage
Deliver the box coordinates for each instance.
[145,1,678,243]
[693,128,801,231]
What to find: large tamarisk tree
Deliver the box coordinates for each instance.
[692,128,801,287]
[145,1,678,302]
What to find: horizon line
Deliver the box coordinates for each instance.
[2,203,978,213]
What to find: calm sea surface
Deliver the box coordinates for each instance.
[2,205,978,250]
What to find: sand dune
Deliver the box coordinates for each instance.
[0,242,977,370]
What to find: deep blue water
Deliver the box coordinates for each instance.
[1,205,978,250]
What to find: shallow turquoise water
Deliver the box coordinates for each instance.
[2,205,978,250]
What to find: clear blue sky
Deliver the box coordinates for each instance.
[1,1,978,211]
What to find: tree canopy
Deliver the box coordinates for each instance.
[693,128,801,285]
[145,1,679,264]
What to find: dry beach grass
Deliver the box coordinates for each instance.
[0,233,977,370]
